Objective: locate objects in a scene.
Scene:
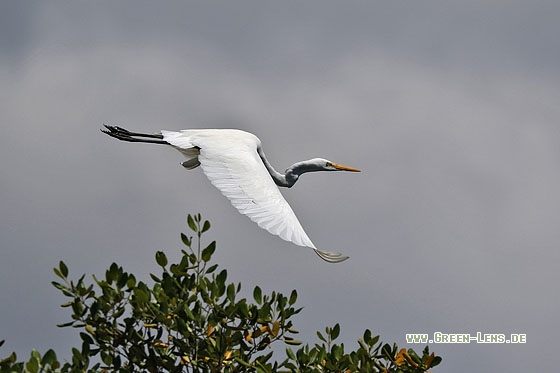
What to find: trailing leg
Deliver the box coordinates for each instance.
[101,124,167,144]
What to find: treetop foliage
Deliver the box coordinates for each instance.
[1,213,441,372]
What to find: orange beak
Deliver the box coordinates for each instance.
[330,162,361,172]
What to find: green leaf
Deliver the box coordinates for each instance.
[51,281,67,291]
[101,350,113,366]
[155,251,168,267]
[57,321,75,328]
[234,358,252,368]
[1,352,17,365]
[206,264,218,274]
[227,283,236,302]
[363,329,372,344]
[238,301,249,317]
[201,241,216,262]
[332,344,343,360]
[126,275,136,289]
[308,348,319,364]
[80,332,94,347]
[187,214,197,232]
[289,289,297,305]
[253,286,262,304]
[59,261,69,277]
[381,343,393,358]
[53,268,63,280]
[284,338,303,346]
[358,338,368,351]
[407,348,422,364]
[25,353,39,373]
[331,323,340,340]
[285,347,296,361]
[216,269,227,286]
[71,348,83,362]
[134,288,150,305]
[106,263,119,283]
[41,349,57,367]
[370,335,380,347]
[181,233,191,247]
[202,220,211,233]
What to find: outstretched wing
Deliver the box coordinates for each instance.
[162,129,347,263]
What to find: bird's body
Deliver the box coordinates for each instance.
[102,126,359,263]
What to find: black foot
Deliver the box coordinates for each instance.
[101,124,167,144]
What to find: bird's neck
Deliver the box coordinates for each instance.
[272,170,297,188]
[257,147,298,188]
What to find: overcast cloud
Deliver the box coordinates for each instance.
[1,2,559,371]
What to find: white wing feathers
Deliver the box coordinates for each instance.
[161,129,347,263]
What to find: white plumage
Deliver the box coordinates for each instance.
[102,126,360,263]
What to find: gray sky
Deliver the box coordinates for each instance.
[1,1,559,371]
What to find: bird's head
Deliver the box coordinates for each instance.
[291,158,361,174]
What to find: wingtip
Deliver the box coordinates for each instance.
[314,249,349,263]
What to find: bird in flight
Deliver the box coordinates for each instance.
[102,125,360,263]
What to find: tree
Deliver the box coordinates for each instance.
[1,214,441,372]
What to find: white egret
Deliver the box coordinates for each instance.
[101,125,360,263]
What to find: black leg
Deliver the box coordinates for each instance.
[101,124,167,144]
